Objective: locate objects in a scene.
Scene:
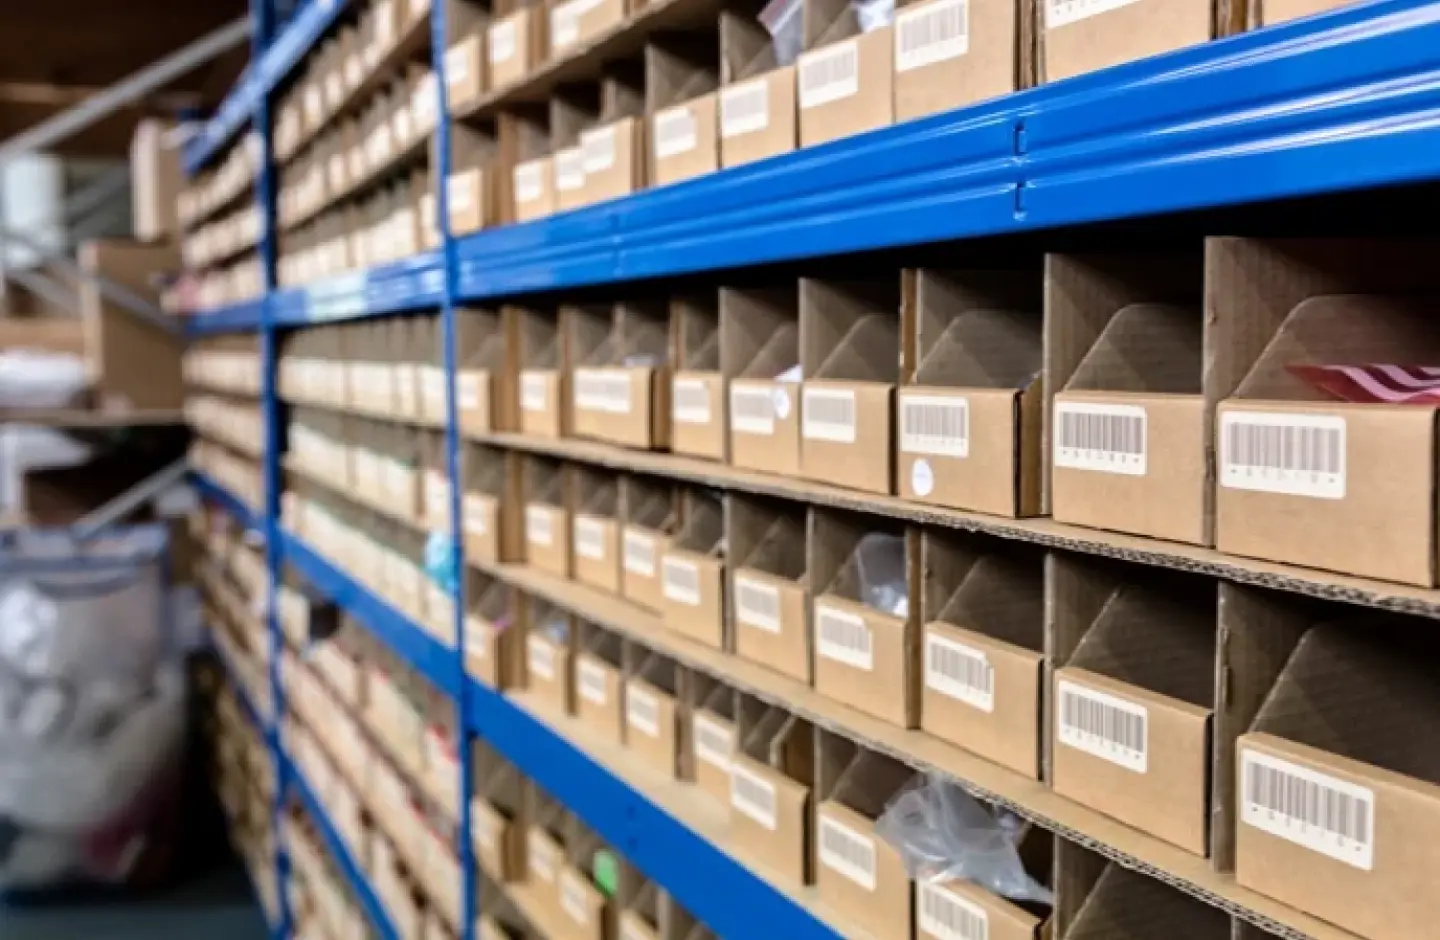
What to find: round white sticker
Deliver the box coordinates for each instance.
[772,387,791,419]
[911,458,935,496]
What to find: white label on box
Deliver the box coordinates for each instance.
[514,162,545,204]
[672,377,711,425]
[730,763,779,830]
[488,20,517,64]
[555,147,585,192]
[1053,401,1147,476]
[574,368,632,414]
[526,505,554,546]
[925,632,995,713]
[448,173,475,214]
[896,0,970,72]
[560,870,590,925]
[1241,748,1375,871]
[819,815,878,891]
[803,386,858,443]
[799,39,860,109]
[654,105,698,159]
[458,372,481,410]
[735,575,782,634]
[816,604,873,671]
[1047,0,1142,29]
[527,831,556,882]
[626,684,660,737]
[1057,679,1148,773]
[550,0,580,50]
[901,393,970,458]
[623,529,656,577]
[661,555,701,606]
[463,493,489,535]
[465,615,491,653]
[731,385,775,435]
[720,78,769,138]
[521,371,548,411]
[1219,411,1346,500]
[918,881,989,940]
[574,516,606,560]
[582,126,616,173]
[578,658,608,705]
[622,922,653,940]
[425,471,449,522]
[694,715,733,771]
[527,635,556,681]
[444,43,471,88]
[473,808,497,851]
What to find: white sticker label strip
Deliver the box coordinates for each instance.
[925,632,994,713]
[521,372,548,411]
[803,387,858,443]
[730,764,778,830]
[816,605,873,671]
[818,816,878,891]
[555,147,585,192]
[1241,749,1375,871]
[672,378,711,425]
[896,0,970,72]
[560,871,589,925]
[731,385,775,435]
[488,20,516,64]
[528,831,556,881]
[919,882,990,940]
[1056,679,1148,773]
[626,685,661,737]
[901,394,970,458]
[623,530,656,577]
[528,635,556,681]
[1054,401,1147,476]
[661,556,701,606]
[1219,411,1346,500]
[799,40,859,109]
[582,126,617,173]
[735,575,782,634]
[654,105,698,159]
[574,516,606,560]
[693,715,733,771]
[720,78,769,138]
[514,163,544,204]
[578,658,608,705]
[1047,0,1142,29]
[526,505,554,546]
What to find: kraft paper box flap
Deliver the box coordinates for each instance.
[928,538,1044,652]
[645,37,720,112]
[567,303,617,366]
[602,64,647,122]
[473,740,525,808]
[1065,863,1230,940]
[457,307,509,371]
[721,285,800,377]
[673,294,721,371]
[739,698,791,759]
[913,267,1043,389]
[516,305,562,368]
[804,0,862,49]
[821,737,914,818]
[720,8,779,82]
[468,570,510,623]
[1063,303,1202,394]
[576,465,620,516]
[616,300,671,362]
[529,784,567,834]
[802,278,901,382]
[672,490,724,555]
[622,476,678,532]
[551,86,601,149]
[728,494,807,581]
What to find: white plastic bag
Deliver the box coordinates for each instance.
[0,350,87,411]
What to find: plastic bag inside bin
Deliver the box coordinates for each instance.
[856,532,908,619]
[0,525,186,892]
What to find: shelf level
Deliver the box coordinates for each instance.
[185,298,270,337]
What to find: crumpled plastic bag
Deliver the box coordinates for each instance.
[855,532,908,619]
[759,0,804,67]
[0,350,87,411]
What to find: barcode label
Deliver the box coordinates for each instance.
[1054,401,1147,475]
[694,715,733,771]
[803,387,858,443]
[662,556,701,606]
[444,44,471,87]
[896,0,970,71]
[449,172,475,213]
[816,604,873,671]
[550,0,580,49]
[574,516,606,560]
[654,105,697,159]
[578,658,608,705]
[521,371,548,411]
[672,377,711,425]
[488,20,516,64]
[560,870,589,925]
[1047,0,1141,29]
[458,372,482,410]
[901,393,970,458]
[527,635,556,681]
[799,40,859,109]
[555,147,585,192]
[1057,679,1148,773]
[720,78,769,138]
[623,529,656,576]
[1241,749,1374,870]
[574,368,632,414]
[528,831,556,882]
[919,882,989,940]
[819,816,877,890]
[582,126,616,173]
[526,505,553,546]
[514,162,544,204]
[463,493,489,535]
[925,632,994,713]
[731,764,779,830]
[735,575,782,634]
[1219,412,1346,500]
[731,385,775,435]
[626,684,660,737]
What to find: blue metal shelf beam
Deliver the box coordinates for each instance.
[193,471,263,532]
[186,299,270,337]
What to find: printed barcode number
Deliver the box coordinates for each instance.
[623,529,656,576]
[896,0,970,72]
[731,385,775,435]
[1054,402,1147,476]
[1241,749,1374,870]
[816,605,874,671]
[574,516,606,560]
[555,148,585,192]
[561,871,589,925]
[488,20,516,63]
[575,368,632,414]
[520,371,548,411]
[626,685,660,737]
[799,40,859,109]
[578,658,608,705]
[803,387,858,443]
[919,882,989,940]
[582,127,616,173]
[526,505,553,546]
[731,764,778,830]
[654,106,698,159]
[662,555,701,606]
[527,635,556,681]
[528,831,555,881]
[925,632,994,713]
[1047,0,1142,29]
[1057,679,1148,773]
[694,715,733,771]
[819,816,877,890]
[514,163,544,204]
[735,575,781,634]
[672,377,711,425]
[1219,412,1346,500]
[463,493,489,535]
[720,79,769,138]
[901,394,970,458]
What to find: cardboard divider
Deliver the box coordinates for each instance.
[523,593,576,715]
[575,618,628,743]
[622,641,686,779]
[620,880,666,940]
[573,463,624,594]
[463,441,525,565]
[521,455,572,577]
[455,306,517,436]
[1048,553,1217,857]
[620,474,680,611]
[1054,840,1229,940]
[796,0,892,148]
[465,567,522,690]
[727,491,810,683]
[800,275,901,494]
[920,531,1045,779]
[717,4,798,169]
[1045,248,1208,545]
[732,692,815,886]
[899,264,1043,518]
[685,672,738,802]
[809,508,918,728]
[723,283,803,477]
[659,487,727,649]
[670,291,726,461]
[646,36,720,187]
[571,300,673,450]
[505,106,558,222]
[515,303,568,438]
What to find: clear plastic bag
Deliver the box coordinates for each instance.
[855,532,908,618]
[759,0,804,67]
[875,774,1054,905]
[855,0,895,31]
[0,350,88,411]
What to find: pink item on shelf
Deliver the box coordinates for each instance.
[1287,364,1440,404]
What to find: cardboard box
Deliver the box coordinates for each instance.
[131,120,183,241]
[457,306,518,437]
[1259,0,1357,25]
[894,0,1018,122]
[800,276,899,494]
[444,34,485,113]
[488,8,543,90]
[724,285,803,476]
[573,465,623,594]
[1041,0,1215,83]
[575,623,625,744]
[525,600,574,714]
[717,10,796,168]
[80,240,185,411]
[513,155,557,221]
[797,7,893,149]
[554,144,588,211]
[659,490,726,649]
[645,39,719,187]
[624,654,681,779]
[548,0,626,56]
[522,456,571,577]
[811,512,918,728]
[670,292,726,461]
[465,570,521,690]
[1049,559,1215,856]
[1047,249,1208,545]
[917,869,1046,940]
[448,156,489,236]
[1055,843,1227,940]
[581,117,644,206]
[515,305,567,438]
[526,822,564,903]
[731,698,812,885]
[463,443,523,566]
[559,863,609,940]
[729,494,810,684]
[620,475,679,612]
[920,533,1044,779]
[898,266,1043,517]
[1211,237,1440,586]
[568,301,672,449]
[691,684,737,803]
[472,740,528,880]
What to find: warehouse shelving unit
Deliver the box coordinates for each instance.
[182,1,1440,939]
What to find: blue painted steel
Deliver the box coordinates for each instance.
[192,471,263,531]
[269,250,446,326]
[184,298,269,336]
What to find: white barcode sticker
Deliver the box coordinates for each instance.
[694,715,733,771]
[799,40,859,109]
[527,635,556,681]
[463,493,489,535]
[803,387,858,443]
[901,393,970,458]
[514,162,545,204]
[919,881,989,940]
[925,632,994,713]
[731,385,775,435]
[662,555,701,606]
[560,870,590,925]
[720,78,769,138]
[574,368,632,414]
[816,604,873,671]
[896,0,970,72]
[458,372,481,410]
[448,172,476,214]
[444,43,472,87]
[1054,401,1147,475]
[488,20,516,64]
[1241,749,1374,870]
[1047,0,1142,29]
[1057,679,1147,773]
[521,371,548,411]
[578,658,608,705]
[1219,411,1345,500]
[654,105,698,159]
[582,126,616,173]
[526,505,553,546]
[672,377,711,425]
[819,815,877,890]
[735,575,782,634]
[626,684,660,737]
[731,764,779,830]
[550,0,580,49]
[623,529,656,577]
[528,831,556,882]
[555,147,585,192]
[574,516,606,560]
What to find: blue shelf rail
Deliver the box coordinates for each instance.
[193,470,263,532]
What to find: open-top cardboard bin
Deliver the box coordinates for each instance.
[572,464,623,594]
[581,68,647,207]
[524,784,569,907]
[471,741,528,882]
[801,276,901,494]
[620,878,710,940]
[688,674,738,804]
[558,819,617,940]
[811,510,918,728]
[447,122,499,236]
[421,430,452,535]
[670,292,726,461]
[796,0,893,147]
[918,816,1051,940]
[463,442,524,566]
[521,455,571,577]
[1211,237,1440,586]
[623,642,684,780]
[456,306,518,436]
[550,83,599,212]
[717,9,797,169]
[620,474,680,612]
[814,731,916,939]
[725,284,803,476]
[571,299,672,450]
[1038,0,1236,85]
[728,493,810,683]
[487,1,546,91]
[547,0,627,59]
[524,595,575,715]
[388,318,422,421]
[508,106,557,222]
[575,619,627,745]
[732,694,814,886]
[1053,840,1228,940]
[894,0,1023,122]
[1046,249,1208,545]
[516,303,568,438]
[920,532,1044,779]
[465,568,521,691]
[647,37,719,188]
[899,265,1043,517]
[1049,555,1216,856]
[660,488,726,649]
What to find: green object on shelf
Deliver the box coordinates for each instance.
[593,849,619,898]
